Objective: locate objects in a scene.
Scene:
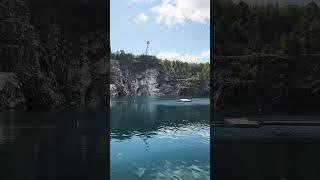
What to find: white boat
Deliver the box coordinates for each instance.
[179,98,192,102]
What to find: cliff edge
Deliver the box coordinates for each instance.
[0,0,109,110]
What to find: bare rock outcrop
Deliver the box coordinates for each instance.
[0,73,25,109]
[110,59,176,96]
[0,0,109,110]
[110,59,209,97]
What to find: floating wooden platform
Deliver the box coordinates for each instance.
[223,116,320,128]
[214,116,320,139]
[224,118,259,128]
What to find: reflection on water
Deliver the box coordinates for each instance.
[0,110,108,180]
[110,96,210,180]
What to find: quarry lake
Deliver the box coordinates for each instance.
[214,114,320,180]
[0,110,107,180]
[110,96,210,180]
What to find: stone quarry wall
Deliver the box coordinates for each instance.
[0,0,109,110]
[213,54,320,111]
[110,59,210,97]
[110,59,176,96]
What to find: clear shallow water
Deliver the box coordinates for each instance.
[110,96,210,180]
[0,110,107,180]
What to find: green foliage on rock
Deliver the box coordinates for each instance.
[213,0,320,55]
[159,60,209,80]
[111,50,210,96]
[111,50,210,81]
[11,64,27,78]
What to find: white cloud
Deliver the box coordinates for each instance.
[156,50,210,63]
[129,0,155,3]
[150,0,210,26]
[135,13,149,23]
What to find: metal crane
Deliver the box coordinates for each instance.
[145,41,150,56]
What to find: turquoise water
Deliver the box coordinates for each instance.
[110,96,210,180]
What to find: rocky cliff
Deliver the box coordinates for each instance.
[0,0,109,110]
[0,0,209,110]
[110,59,209,97]
[213,54,320,112]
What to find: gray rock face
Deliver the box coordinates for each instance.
[86,56,109,108]
[213,54,320,110]
[0,0,210,109]
[0,73,25,109]
[110,59,175,96]
[0,0,109,110]
[110,59,209,97]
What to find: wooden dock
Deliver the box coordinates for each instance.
[223,116,320,128]
[224,118,259,128]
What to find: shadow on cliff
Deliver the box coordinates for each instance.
[30,0,108,33]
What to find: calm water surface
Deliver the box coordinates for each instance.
[214,113,320,180]
[110,96,210,180]
[0,110,107,180]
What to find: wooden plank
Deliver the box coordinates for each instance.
[225,118,259,128]
[248,116,320,126]
[221,116,320,128]
[214,125,320,139]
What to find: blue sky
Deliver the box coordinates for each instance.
[110,0,210,63]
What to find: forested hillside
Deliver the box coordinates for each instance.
[212,0,320,112]
[213,0,320,55]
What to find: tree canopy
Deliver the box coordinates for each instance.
[213,0,320,56]
[111,50,209,81]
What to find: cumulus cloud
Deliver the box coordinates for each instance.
[129,0,155,3]
[156,50,210,63]
[135,13,149,23]
[150,0,210,26]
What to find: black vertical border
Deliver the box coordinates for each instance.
[210,0,214,179]
[106,0,111,179]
